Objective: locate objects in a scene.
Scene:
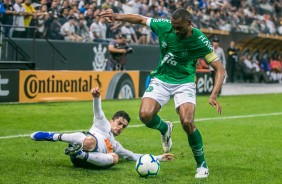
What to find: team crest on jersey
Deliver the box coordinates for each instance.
[180,50,188,58]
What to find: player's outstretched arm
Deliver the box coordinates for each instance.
[209,60,225,114]
[155,153,174,161]
[91,87,100,99]
[90,87,105,120]
[88,87,111,133]
[115,141,174,162]
[99,9,148,25]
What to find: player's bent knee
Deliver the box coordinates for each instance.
[181,120,195,134]
[83,136,96,151]
[139,111,153,124]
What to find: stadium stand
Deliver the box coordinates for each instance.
[0,0,280,41]
[0,0,281,82]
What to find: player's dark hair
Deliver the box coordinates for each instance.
[112,110,131,123]
[172,8,192,22]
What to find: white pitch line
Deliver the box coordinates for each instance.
[194,112,282,122]
[1,112,282,140]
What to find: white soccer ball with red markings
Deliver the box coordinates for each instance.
[135,154,160,177]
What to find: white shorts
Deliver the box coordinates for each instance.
[142,78,196,109]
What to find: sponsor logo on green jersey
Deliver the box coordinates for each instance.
[161,53,177,66]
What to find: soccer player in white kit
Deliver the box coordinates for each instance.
[31,87,173,169]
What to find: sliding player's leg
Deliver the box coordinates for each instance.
[68,149,119,169]
[31,131,86,145]
[63,134,117,169]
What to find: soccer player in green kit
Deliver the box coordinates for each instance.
[100,8,225,179]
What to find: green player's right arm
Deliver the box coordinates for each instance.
[99,9,149,25]
[116,13,148,25]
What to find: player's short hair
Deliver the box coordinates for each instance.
[112,110,131,123]
[172,8,192,22]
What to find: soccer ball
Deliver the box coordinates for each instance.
[135,154,160,177]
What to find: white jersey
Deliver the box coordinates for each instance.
[13,3,26,31]
[213,46,226,69]
[88,98,142,161]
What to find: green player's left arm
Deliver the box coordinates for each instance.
[209,60,225,114]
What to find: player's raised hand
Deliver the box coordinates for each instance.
[99,9,118,23]
[161,153,174,161]
[90,87,100,99]
[209,97,222,114]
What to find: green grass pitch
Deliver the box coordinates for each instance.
[0,94,282,184]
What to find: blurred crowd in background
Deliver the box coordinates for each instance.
[0,0,281,82]
[197,38,282,84]
[0,0,281,43]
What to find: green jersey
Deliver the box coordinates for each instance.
[148,18,218,84]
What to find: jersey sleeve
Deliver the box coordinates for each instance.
[114,141,143,161]
[109,39,116,47]
[0,3,6,14]
[204,51,219,63]
[13,4,21,13]
[147,18,172,37]
[31,5,36,13]
[196,30,219,62]
[88,97,111,133]
[93,97,104,120]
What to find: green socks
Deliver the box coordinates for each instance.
[145,115,168,135]
[145,116,207,168]
[188,128,207,168]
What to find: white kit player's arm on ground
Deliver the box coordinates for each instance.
[114,141,143,161]
[154,153,174,161]
[81,152,115,166]
[114,142,174,161]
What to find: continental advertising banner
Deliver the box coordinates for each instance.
[19,71,140,103]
